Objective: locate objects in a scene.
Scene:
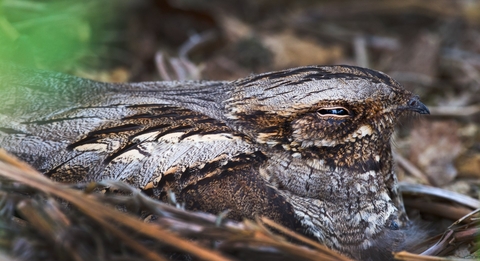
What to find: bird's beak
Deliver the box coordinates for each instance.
[402,96,430,114]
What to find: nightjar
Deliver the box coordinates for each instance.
[0,64,429,260]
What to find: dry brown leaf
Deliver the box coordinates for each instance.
[261,31,344,68]
[409,120,463,186]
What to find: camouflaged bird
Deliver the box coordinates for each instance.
[0,64,429,260]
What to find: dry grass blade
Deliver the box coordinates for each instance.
[1,151,477,261]
[97,181,355,260]
[420,230,456,256]
[394,251,472,261]
[399,183,479,259]
[0,149,231,261]
[449,208,480,228]
[0,149,358,261]
[260,217,353,261]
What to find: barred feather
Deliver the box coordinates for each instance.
[0,64,429,260]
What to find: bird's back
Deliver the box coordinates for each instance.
[0,64,301,229]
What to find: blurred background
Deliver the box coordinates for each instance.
[0,0,479,199]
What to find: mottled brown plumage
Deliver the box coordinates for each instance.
[0,64,429,260]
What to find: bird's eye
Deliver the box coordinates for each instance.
[318,107,350,117]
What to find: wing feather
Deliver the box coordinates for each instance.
[0,66,257,189]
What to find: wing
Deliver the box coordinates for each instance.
[0,65,257,190]
[0,65,302,230]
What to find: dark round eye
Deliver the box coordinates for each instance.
[318,108,350,116]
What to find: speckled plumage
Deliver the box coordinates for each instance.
[0,64,429,260]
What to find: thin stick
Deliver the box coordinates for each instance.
[395,250,469,261]
[393,152,430,185]
[0,150,231,261]
[260,217,353,261]
[449,208,480,228]
[399,183,480,209]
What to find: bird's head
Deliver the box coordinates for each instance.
[223,65,430,258]
[224,65,429,168]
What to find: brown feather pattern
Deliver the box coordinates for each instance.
[0,64,429,260]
